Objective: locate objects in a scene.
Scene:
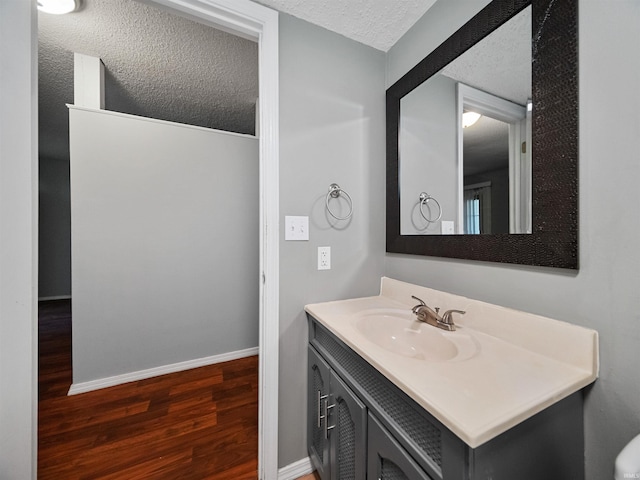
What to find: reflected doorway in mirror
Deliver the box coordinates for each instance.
[457,83,531,234]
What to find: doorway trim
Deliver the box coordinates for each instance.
[143,2,281,478]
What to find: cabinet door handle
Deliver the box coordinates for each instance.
[324,398,335,439]
[318,391,328,428]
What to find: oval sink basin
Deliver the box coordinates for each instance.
[355,309,479,362]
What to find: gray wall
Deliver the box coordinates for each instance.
[37,0,259,299]
[39,156,71,297]
[385,1,640,479]
[278,14,386,468]
[400,74,458,234]
[70,108,258,384]
[464,167,510,234]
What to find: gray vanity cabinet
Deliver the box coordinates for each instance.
[308,346,331,480]
[307,314,586,480]
[308,345,367,480]
[368,413,433,480]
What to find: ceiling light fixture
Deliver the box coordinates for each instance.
[37,0,79,15]
[462,111,481,128]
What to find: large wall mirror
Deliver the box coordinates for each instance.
[386,0,578,269]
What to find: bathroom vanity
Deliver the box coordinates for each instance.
[306,278,598,480]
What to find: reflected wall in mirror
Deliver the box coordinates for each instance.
[386,0,578,268]
[399,6,532,236]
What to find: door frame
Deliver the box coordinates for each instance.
[130,2,281,477]
[0,0,280,478]
[138,2,281,478]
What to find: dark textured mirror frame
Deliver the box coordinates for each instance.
[386,0,578,269]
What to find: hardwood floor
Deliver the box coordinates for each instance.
[38,300,259,479]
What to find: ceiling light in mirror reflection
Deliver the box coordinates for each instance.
[462,112,482,128]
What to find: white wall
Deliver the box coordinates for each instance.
[385,1,640,479]
[70,107,259,384]
[0,1,38,478]
[277,13,386,468]
[400,73,458,234]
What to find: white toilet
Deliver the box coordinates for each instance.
[615,434,640,480]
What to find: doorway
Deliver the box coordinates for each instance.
[456,83,530,234]
[0,1,279,478]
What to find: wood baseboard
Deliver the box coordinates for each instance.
[68,346,259,395]
[278,457,313,480]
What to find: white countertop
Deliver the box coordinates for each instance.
[305,277,598,448]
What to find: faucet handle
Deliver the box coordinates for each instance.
[441,309,466,325]
[411,295,426,307]
[411,296,426,315]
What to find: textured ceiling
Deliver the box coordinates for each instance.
[39,0,521,167]
[463,116,509,176]
[445,6,532,176]
[38,0,258,163]
[255,0,437,51]
[39,0,440,163]
[441,6,531,105]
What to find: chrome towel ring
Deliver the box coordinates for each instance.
[419,192,442,223]
[326,183,353,220]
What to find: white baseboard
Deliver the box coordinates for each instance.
[39,295,72,301]
[278,457,313,480]
[68,346,259,396]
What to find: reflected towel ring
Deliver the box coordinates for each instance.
[326,183,353,220]
[419,192,442,223]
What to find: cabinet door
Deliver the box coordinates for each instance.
[329,371,367,480]
[367,414,433,480]
[309,346,331,480]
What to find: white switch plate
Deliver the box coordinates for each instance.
[318,246,331,270]
[285,216,309,241]
[441,221,455,235]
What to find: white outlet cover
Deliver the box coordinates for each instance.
[318,246,331,270]
[285,216,309,241]
[441,221,455,235]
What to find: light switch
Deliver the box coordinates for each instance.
[285,216,309,241]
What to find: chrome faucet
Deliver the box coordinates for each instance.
[411,295,465,331]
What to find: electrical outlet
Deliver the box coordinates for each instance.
[318,246,331,270]
[441,221,455,235]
